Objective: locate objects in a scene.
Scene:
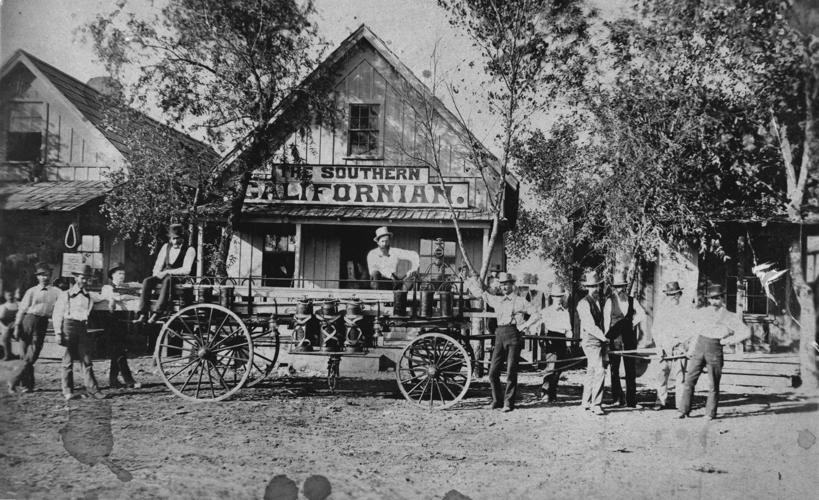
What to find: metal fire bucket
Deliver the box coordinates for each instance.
[218,286,235,308]
[419,290,435,318]
[439,290,454,317]
[393,290,408,316]
[194,285,214,303]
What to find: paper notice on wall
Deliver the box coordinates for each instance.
[61,252,103,277]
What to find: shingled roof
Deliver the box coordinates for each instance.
[6,50,219,167]
[0,181,108,211]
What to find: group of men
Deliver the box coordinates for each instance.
[468,268,750,419]
[2,223,195,399]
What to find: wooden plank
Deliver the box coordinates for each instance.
[293,223,302,287]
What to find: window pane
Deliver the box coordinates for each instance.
[444,241,456,257]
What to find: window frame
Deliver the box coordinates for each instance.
[5,100,45,163]
[346,103,382,159]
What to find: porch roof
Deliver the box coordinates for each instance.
[0,181,109,211]
[241,203,495,224]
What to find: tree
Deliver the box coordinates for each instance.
[435,0,592,281]
[512,0,818,385]
[86,0,333,273]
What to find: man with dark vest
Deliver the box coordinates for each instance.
[576,269,608,415]
[134,224,196,324]
[603,268,645,408]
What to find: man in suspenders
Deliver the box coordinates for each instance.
[604,269,645,408]
[134,224,196,324]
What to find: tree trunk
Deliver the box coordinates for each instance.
[479,215,502,282]
[789,236,818,389]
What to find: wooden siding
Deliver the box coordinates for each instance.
[262,42,497,213]
[0,62,125,181]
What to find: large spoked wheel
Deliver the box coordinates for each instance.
[154,304,253,402]
[396,332,472,410]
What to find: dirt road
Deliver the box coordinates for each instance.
[1,357,817,499]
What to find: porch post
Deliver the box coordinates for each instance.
[293,223,302,287]
[196,222,204,279]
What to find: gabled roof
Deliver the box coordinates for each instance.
[1,50,219,166]
[0,181,108,211]
[221,24,518,190]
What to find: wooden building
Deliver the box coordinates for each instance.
[224,25,518,287]
[0,50,216,291]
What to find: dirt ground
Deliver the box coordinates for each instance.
[0,356,817,500]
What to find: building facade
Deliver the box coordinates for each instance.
[225,26,518,288]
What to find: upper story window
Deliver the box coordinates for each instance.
[6,101,43,162]
[347,103,380,157]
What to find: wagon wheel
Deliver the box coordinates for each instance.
[242,322,280,387]
[396,332,472,410]
[154,303,253,402]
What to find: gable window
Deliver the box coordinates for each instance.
[6,102,43,162]
[347,103,380,156]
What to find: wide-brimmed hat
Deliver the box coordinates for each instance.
[34,262,52,276]
[549,283,567,296]
[73,264,94,277]
[663,281,684,295]
[497,272,516,284]
[108,261,126,278]
[580,270,602,287]
[168,223,186,239]
[373,226,393,242]
[706,283,726,298]
[611,269,629,287]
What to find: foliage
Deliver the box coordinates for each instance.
[511,0,814,280]
[86,0,329,270]
[436,0,593,280]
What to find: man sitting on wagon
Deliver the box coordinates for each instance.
[134,224,196,324]
[366,226,420,290]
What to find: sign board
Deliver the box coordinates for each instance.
[246,165,470,208]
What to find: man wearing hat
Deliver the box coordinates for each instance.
[467,272,540,412]
[134,223,196,324]
[678,283,749,420]
[52,264,107,399]
[603,268,646,408]
[575,269,608,415]
[651,281,695,411]
[100,262,141,389]
[366,227,420,291]
[538,283,573,403]
[11,263,61,392]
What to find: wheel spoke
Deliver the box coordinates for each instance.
[439,380,458,400]
[205,361,217,399]
[433,380,446,406]
[164,357,200,382]
[194,362,205,399]
[415,378,431,404]
[179,361,201,393]
[206,312,232,348]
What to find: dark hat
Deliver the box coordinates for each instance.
[706,283,725,298]
[73,264,93,277]
[663,281,684,295]
[34,262,52,276]
[108,262,126,278]
[168,223,186,238]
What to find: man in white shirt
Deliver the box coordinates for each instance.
[678,283,749,420]
[603,269,646,408]
[467,272,540,412]
[576,269,608,415]
[366,226,420,290]
[538,283,573,403]
[134,224,196,324]
[53,265,107,400]
[651,281,695,411]
[12,263,61,392]
[0,289,19,361]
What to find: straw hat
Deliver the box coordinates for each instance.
[373,226,393,242]
[549,284,567,296]
[611,268,629,287]
[580,269,602,287]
